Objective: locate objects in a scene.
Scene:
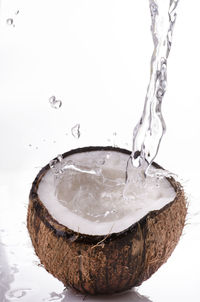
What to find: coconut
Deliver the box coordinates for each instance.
[27,146,187,295]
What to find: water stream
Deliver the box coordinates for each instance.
[49,1,180,185]
[47,1,181,212]
[130,0,179,172]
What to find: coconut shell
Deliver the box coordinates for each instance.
[27,146,187,295]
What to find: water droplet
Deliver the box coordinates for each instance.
[113,132,117,136]
[46,292,65,301]
[15,10,19,15]
[6,18,14,26]
[7,288,31,299]
[71,123,80,139]
[49,95,62,109]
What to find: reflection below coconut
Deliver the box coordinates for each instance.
[0,237,14,301]
[51,288,153,302]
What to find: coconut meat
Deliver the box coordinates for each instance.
[37,151,176,236]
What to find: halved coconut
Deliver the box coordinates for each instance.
[27,146,187,295]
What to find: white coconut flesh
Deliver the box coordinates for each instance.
[38,151,176,236]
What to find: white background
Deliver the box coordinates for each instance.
[0,0,200,301]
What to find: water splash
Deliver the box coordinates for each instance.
[130,0,180,171]
[49,154,64,176]
[49,96,62,109]
[71,123,80,139]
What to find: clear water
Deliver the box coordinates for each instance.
[130,0,180,171]
[55,153,122,223]
[48,1,180,182]
[49,151,175,232]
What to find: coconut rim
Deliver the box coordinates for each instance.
[29,146,181,245]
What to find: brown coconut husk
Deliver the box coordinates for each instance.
[27,146,187,295]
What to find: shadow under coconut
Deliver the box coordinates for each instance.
[60,288,152,302]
